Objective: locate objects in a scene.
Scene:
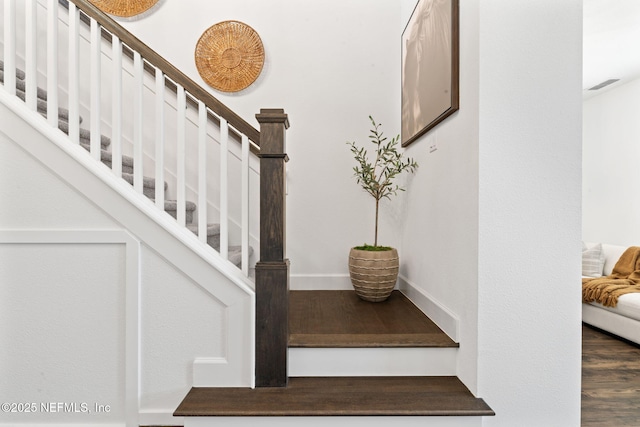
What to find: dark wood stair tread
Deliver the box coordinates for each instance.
[174,376,494,417]
[289,290,458,348]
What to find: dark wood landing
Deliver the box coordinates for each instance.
[289,290,458,348]
[174,376,494,417]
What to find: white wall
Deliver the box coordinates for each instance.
[475,1,582,425]
[583,76,640,246]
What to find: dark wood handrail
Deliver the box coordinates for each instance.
[66,0,261,148]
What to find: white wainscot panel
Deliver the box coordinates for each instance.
[0,230,139,426]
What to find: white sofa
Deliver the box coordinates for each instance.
[582,242,640,345]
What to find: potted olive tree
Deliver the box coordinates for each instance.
[346,116,418,302]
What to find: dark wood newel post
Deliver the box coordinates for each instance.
[255,109,290,387]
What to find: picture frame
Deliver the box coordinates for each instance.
[401,0,459,147]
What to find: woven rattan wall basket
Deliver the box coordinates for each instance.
[88,0,159,17]
[195,21,265,93]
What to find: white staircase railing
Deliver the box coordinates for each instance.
[2,0,261,277]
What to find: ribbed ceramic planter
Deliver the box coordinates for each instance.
[348,247,399,302]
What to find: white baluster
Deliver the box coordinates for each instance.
[90,18,101,160]
[25,0,37,110]
[111,34,123,176]
[219,118,229,260]
[241,134,250,276]
[198,101,208,243]
[133,52,144,193]
[176,85,186,227]
[3,0,16,97]
[47,0,58,127]
[67,2,80,144]
[155,69,165,209]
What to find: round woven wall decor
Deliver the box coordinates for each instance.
[195,21,265,93]
[88,0,159,17]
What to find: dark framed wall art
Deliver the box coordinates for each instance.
[401,0,459,147]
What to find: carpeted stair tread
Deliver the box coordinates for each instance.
[58,121,109,148]
[78,142,134,173]
[120,172,166,190]
[186,223,221,250]
[1,69,84,124]
[121,173,168,199]
[174,220,248,266]
[186,223,221,236]
[160,199,197,224]
[0,60,26,80]
[14,87,72,122]
[0,70,47,99]
[0,71,71,122]
[228,245,252,267]
[162,199,197,211]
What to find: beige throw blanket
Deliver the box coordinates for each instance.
[582,246,640,307]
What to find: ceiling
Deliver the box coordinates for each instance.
[583,0,640,98]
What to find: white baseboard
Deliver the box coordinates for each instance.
[290,274,353,290]
[398,275,459,343]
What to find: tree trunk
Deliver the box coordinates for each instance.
[374,197,379,247]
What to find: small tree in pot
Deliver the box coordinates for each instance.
[346,116,418,302]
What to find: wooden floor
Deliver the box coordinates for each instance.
[289,290,458,348]
[582,324,640,426]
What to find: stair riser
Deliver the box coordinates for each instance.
[288,347,457,377]
[186,417,481,427]
[141,186,156,199]
[208,234,220,251]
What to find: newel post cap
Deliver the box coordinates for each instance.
[256,109,290,129]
